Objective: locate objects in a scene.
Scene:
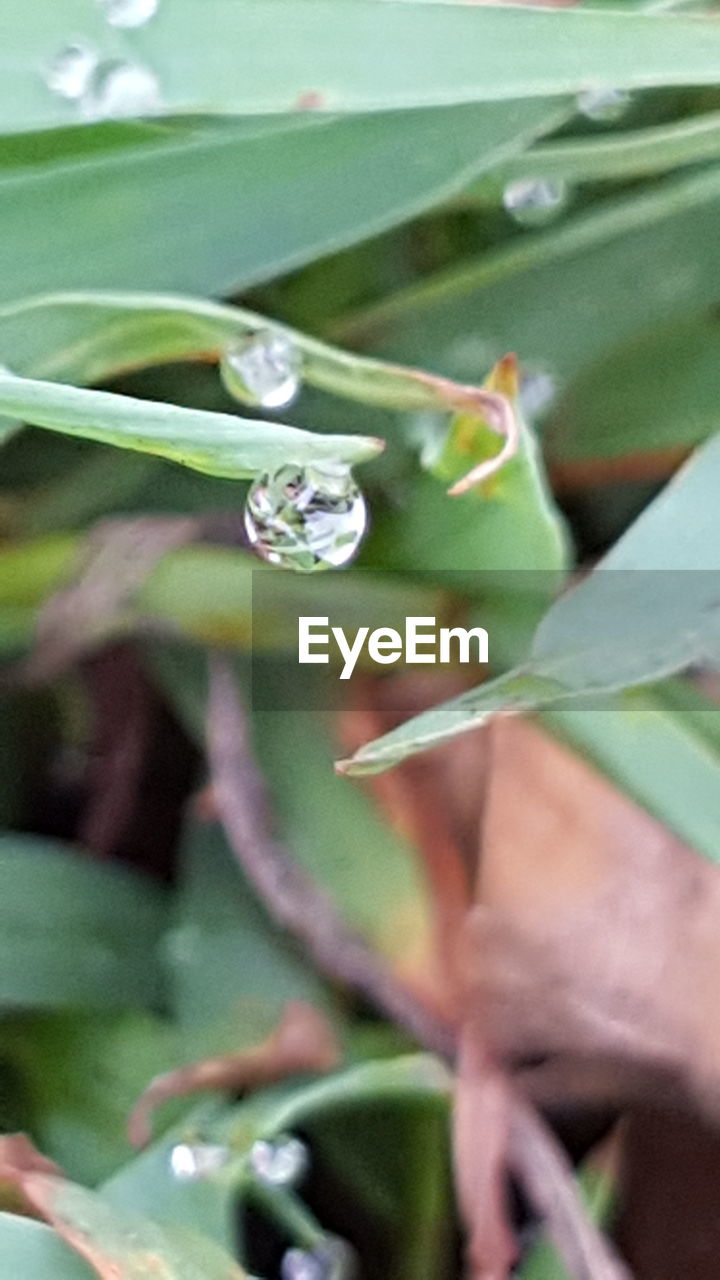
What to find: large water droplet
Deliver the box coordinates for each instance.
[577,87,631,124]
[168,1142,229,1181]
[250,1135,309,1187]
[80,59,161,120]
[502,178,568,228]
[281,1240,353,1280]
[244,462,367,572]
[46,44,99,100]
[98,0,160,27]
[221,331,302,411]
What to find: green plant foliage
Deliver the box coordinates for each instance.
[0,835,167,1010]
[2,1,720,1273]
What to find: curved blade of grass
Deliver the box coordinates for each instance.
[337,434,720,773]
[0,289,498,415]
[0,367,382,477]
[0,292,518,483]
[6,2,720,131]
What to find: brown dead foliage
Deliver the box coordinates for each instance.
[462,717,720,1110]
[128,1001,342,1149]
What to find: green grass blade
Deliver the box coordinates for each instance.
[0,367,382,477]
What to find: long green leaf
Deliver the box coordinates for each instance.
[0,1214,92,1279]
[5,2,720,131]
[0,102,564,302]
[0,367,381,477]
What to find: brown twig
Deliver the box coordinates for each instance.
[206,655,456,1059]
[508,1096,632,1280]
[206,656,631,1280]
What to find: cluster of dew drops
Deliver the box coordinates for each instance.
[46,9,631,575]
[46,0,163,120]
[169,1133,352,1279]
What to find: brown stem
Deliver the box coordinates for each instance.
[206,656,631,1280]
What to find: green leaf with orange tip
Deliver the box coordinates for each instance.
[362,354,569,653]
[26,1176,248,1279]
[0,1135,248,1279]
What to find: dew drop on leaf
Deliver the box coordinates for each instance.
[221,330,302,411]
[45,44,99,100]
[80,59,162,119]
[250,1135,310,1187]
[168,1142,229,1181]
[98,0,160,28]
[281,1239,354,1280]
[502,178,568,228]
[577,87,631,123]
[244,462,368,573]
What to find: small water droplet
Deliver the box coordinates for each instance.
[80,59,161,120]
[502,178,568,228]
[98,0,160,27]
[250,1135,309,1187]
[281,1239,354,1280]
[168,1142,229,1181]
[519,367,558,420]
[244,461,368,572]
[46,44,99,100]
[221,330,302,411]
[577,87,631,124]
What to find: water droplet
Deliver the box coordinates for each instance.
[519,367,558,420]
[168,1142,229,1181]
[80,59,161,120]
[46,44,99,100]
[98,0,160,28]
[221,331,301,411]
[502,178,568,228]
[250,1135,309,1187]
[244,462,367,573]
[577,87,631,124]
[281,1239,354,1280]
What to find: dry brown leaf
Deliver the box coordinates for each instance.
[128,1000,341,1149]
[461,716,720,1114]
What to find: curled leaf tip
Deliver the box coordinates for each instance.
[128,1001,341,1149]
[490,352,520,398]
[448,423,518,497]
